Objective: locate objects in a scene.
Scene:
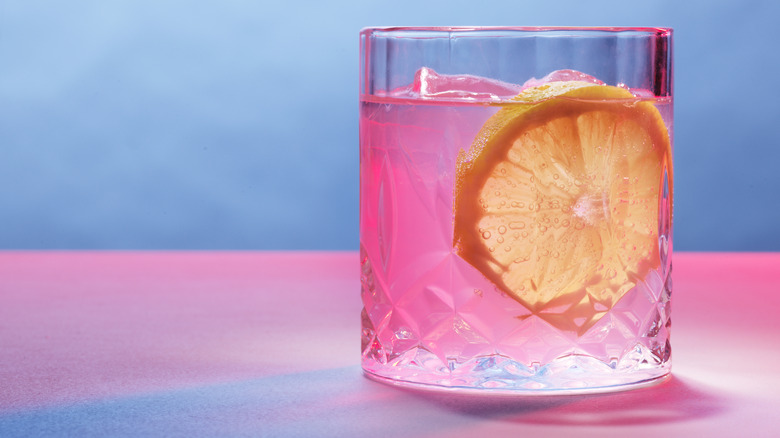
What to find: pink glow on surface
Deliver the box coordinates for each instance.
[1,252,779,436]
[0,252,359,411]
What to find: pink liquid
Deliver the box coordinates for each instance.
[359,92,673,392]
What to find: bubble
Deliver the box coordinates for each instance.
[553,174,559,180]
[498,225,507,234]
[482,231,491,239]
[497,236,504,244]
[504,246,511,252]
[509,221,525,230]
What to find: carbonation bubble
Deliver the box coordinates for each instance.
[509,221,525,229]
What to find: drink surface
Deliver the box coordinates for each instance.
[359,69,673,391]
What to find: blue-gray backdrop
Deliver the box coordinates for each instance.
[1,0,778,250]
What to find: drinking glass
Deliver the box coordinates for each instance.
[359,27,673,393]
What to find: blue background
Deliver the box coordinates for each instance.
[1,0,778,251]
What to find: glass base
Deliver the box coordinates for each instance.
[362,353,671,395]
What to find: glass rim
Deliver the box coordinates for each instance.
[361,26,672,35]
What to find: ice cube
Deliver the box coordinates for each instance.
[523,70,656,99]
[623,86,656,99]
[520,69,604,90]
[392,67,523,101]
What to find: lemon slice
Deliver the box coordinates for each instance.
[453,81,672,334]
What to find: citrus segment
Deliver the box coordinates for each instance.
[453,81,672,334]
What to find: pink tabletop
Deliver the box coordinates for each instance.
[1,252,779,437]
